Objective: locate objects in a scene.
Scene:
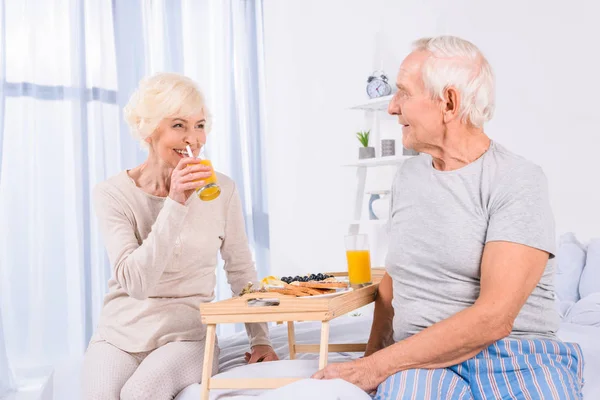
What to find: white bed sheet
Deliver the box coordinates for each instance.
[176,316,600,400]
[176,316,369,400]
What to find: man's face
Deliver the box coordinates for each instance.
[388,51,445,152]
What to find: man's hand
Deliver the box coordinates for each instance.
[244,345,279,364]
[311,357,384,393]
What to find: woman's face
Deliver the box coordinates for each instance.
[147,111,207,168]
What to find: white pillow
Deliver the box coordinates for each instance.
[555,233,586,303]
[555,299,576,320]
[564,292,600,327]
[579,238,600,299]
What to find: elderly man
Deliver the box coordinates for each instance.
[313,36,584,399]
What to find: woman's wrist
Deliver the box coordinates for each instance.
[251,344,273,350]
[250,338,272,348]
[168,192,187,205]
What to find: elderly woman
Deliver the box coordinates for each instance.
[81,72,278,400]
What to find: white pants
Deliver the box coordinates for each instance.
[81,339,220,400]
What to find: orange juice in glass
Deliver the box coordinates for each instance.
[186,145,221,201]
[196,159,221,201]
[345,234,372,287]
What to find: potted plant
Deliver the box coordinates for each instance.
[356,130,375,159]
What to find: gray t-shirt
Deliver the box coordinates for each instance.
[386,141,559,342]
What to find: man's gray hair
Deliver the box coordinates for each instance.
[413,36,495,128]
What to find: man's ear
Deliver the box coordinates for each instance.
[442,87,461,123]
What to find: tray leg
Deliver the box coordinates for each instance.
[318,321,330,370]
[287,321,296,360]
[201,324,217,400]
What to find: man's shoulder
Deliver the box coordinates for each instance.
[486,141,547,185]
[393,153,429,180]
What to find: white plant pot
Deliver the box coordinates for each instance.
[371,194,390,220]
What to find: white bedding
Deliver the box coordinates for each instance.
[176,316,370,400]
[175,316,600,400]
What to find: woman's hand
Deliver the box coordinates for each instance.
[244,345,279,364]
[169,157,213,205]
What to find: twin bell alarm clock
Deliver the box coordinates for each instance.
[366,70,392,99]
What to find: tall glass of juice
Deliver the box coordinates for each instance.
[186,145,221,201]
[195,158,221,201]
[344,234,372,287]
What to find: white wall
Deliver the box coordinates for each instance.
[434,0,600,243]
[263,0,600,277]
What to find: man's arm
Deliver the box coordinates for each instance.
[370,241,549,378]
[364,273,394,357]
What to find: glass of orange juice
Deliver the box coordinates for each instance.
[196,158,221,201]
[186,145,221,201]
[345,234,372,287]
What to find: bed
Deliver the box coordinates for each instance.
[175,315,600,399]
[49,313,599,399]
[52,233,600,399]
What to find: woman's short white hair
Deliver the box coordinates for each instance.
[124,72,212,149]
[413,36,495,128]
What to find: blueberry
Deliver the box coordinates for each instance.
[293,276,300,282]
[309,274,316,280]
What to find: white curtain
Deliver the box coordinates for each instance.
[0,2,12,396]
[0,0,270,392]
[0,307,15,398]
[0,0,121,390]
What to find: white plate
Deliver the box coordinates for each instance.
[297,287,353,299]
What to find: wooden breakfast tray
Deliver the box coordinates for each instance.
[198,268,384,400]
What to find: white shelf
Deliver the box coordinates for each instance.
[349,94,394,111]
[348,219,388,226]
[342,155,413,167]
[365,190,390,195]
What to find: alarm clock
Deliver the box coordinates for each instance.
[366,71,392,99]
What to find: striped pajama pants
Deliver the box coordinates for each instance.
[373,339,584,400]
